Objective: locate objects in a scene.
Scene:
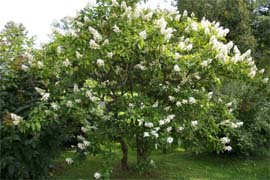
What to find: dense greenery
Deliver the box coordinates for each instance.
[177,0,270,156]
[0,0,269,179]
[0,22,64,179]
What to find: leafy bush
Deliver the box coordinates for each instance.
[0,22,63,179]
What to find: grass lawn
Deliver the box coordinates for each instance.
[51,149,270,180]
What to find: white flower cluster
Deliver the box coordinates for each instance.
[66,100,73,108]
[77,139,90,150]
[89,39,100,49]
[191,120,198,127]
[10,113,23,125]
[155,17,175,41]
[65,158,74,165]
[35,87,50,101]
[113,24,121,33]
[178,39,193,51]
[96,59,105,67]
[88,26,102,42]
[167,137,173,144]
[139,30,147,39]
[63,58,71,67]
[85,90,99,102]
[94,172,101,179]
[220,120,244,129]
[51,102,60,110]
[159,114,175,126]
[220,136,232,151]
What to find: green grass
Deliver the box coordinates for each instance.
[51,149,270,180]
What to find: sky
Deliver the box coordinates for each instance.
[0,0,173,45]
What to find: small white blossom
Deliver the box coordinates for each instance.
[66,101,73,108]
[155,17,167,30]
[183,10,188,17]
[89,39,100,49]
[63,58,71,67]
[259,69,265,74]
[10,113,23,125]
[191,120,198,127]
[167,137,174,144]
[37,61,44,69]
[167,126,172,132]
[248,70,256,79]
[226,102,233,107]
[113,24,121,33]
[201,60,209,67]
[65,158,74,165]
[107,52,113,58]
[263,78,269,83]
[75,99,81,103]
[143,132,150,137]
[186,44,193,51]
[152,101,159,107]
[102,39,109,45]
[182,99,188,104]
[73,83,79,92]
[220,137,230,144]
[236,121,244,127]
[83,140,90,147]
[174,64,180,72]
[175,14,181,21]
[224,145,232,151]
[208,92,213,99]
[41,93,50,101]
[159,120,166,126]
[81,127,88,133]
[139,30,147,39]
[137,119,144,126]
[167,114,175,120]
[51,102,59,110]
[120,1,127,10]
[178,126,184,131]
[85,90,93,98]
[96,59,105,67]
[151,130,159,138]
[77,143,86,150]
[188,97,196,104]
[21,64,29,71]
[112,0,119,7]
[145,122,154,128]
[76,51,82,59]
[168,96,175,102]
[94,172,102,179]
[176,101,182,107]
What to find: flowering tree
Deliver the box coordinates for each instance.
[36,0,267,177]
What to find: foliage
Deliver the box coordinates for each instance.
[32,0,267,177]
[177,0,270,156]
[0,22,63,179]
[177,0,257,53]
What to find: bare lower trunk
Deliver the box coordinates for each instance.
[136,134,147,165]
[120,138,129,170]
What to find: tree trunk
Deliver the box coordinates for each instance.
[136,134,146,165]
[120,138,129,170]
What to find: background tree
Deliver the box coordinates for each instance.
[177,0,256,53]
[0,22,64,179]
[177,0,270,156]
